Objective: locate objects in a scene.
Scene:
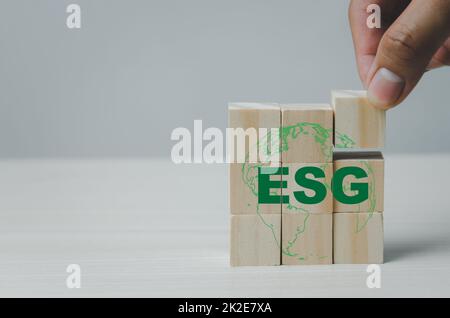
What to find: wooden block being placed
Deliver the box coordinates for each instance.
[229,163,282,215]
[332,90,385,149]
[333,151,384,213]
[228,103,280,163]
[230,214,281,266]
[333,212,384,264]
[281,104,333,163]
[282,212,332,265]
[282,163,333,214]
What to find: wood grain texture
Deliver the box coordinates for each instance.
[282,212,332,265]
[333,151,384,213]
[2,157,450,297]
[282,163,333,214]
[333,212,384,264]
[229,163,282,215]
[230,214,281,266]
[332,90,385,149]
[228,103,280,163]
[281,104,333,163]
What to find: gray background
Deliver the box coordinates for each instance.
[0,0,448,158]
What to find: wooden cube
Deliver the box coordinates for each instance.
[332,90,385,149]
[229,163,282,215]
[281,104,333,163]
[230,214,281,266]
[333,212,384,264]
[228,103,280,164]
[333,151,384,213]
[282,163,333,214]
[282,212,332,265]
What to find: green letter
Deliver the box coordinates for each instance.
[293,166,327,205]
[258,166,288,204]
[333,166,368,204]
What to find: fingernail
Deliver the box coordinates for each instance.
[368,68,405,108]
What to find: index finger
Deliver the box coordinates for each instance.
[349,0,410,86]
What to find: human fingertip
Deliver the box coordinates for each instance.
[367,68,405,109]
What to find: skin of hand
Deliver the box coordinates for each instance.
[349,0,450,109]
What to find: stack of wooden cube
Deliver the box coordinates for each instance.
[229,103,282,266]
[332,91,385,264]
[229,90,385,266]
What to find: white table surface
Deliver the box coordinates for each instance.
[1,154,450,297]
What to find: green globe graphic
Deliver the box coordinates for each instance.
[240,122,377,262]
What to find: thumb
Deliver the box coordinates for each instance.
[367,0,450,109]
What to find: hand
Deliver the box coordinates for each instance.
[349,0,450,109]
